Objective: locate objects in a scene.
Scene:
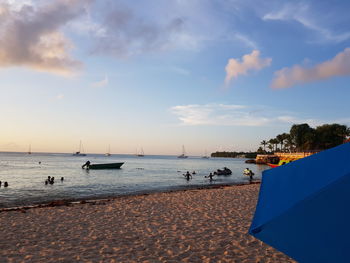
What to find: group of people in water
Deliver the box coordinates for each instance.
[182,167,255,182]
[44,176,64,185]
[0,181,9,187]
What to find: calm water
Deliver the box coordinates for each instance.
[0,152,269,208]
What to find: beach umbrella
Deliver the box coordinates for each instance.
[249,142,350,263]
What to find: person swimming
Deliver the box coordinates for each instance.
[4,182,8,187]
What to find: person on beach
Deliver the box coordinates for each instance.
[4,182,8,187]
[0,181,1,187]
[61,177,64,181]
[45,180,48,185]
[82,161,91,169]
[49,177,55,185]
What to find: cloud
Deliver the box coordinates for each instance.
[91,75,108,88]
[56,94,64,100]
[263,3,350,43]
[271,48,350,89]
[169,66,190,76]
[170,103,336,127]
[0,0,88,75]
[90,3,190,57]
[234,33,258,50]
[171,104,271,127]
[225,50,271,85]
[88,0,255,57]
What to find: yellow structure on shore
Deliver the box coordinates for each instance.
[256,152,317,165]
[274,152,316,159]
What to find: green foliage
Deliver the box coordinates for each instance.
[260,123,349,152]
[211,151,257,158]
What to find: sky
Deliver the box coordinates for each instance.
[0,0,350,155]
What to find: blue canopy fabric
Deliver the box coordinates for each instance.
[249,142,350,263]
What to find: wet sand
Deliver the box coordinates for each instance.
[0,184,295,262]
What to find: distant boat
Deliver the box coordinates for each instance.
[202,149,210,159]
[28,144,32,154]
[84,162,124,170]
[178,145,188,158]
[105,145,111,156]
[137,147,144,157]
[73,140,87,156]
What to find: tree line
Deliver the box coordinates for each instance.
[258,123,350,153]
[211,151,257,158]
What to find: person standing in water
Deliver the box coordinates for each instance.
[82,161,91,169]
[184,171,192,180]
[206,172,214,181]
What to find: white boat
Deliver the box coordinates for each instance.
[137,147,144,157]
[105,145,111,156]
[202,150,209,159]
[178,145,188,158]
[73,140,87,156]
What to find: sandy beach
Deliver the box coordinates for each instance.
[0,184,294,262]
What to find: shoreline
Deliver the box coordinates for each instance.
[0,181,261,212]
[0,181,294,262]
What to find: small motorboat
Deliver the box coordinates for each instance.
[214,167,232,176]
[83,162,124,170]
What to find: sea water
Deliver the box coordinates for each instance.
[0,152,270,208]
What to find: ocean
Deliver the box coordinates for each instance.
[0,152,269,208]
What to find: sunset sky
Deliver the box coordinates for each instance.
[1,0,350,155]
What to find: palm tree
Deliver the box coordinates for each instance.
[267,144,274,153]
[260,140,267,153]
[269,138,278,152]
[276,133,289,152]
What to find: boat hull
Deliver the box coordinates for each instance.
[88,162,124,170]
[267,163,279,168]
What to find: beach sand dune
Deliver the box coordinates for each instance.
[0,184,295,262]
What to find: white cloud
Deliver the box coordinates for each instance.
[234,33,258,50]
[0,0,87,75]
[56,94,64,100]
[91,75,108,88]
[170,103,340,127]
[271,48,350,89]
[263,3,350,43]
[171,104,270,127]
[225,50,271,85]
[169,66,190,76]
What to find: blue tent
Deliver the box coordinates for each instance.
[249,142,350,263]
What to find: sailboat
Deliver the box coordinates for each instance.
[105,145,111,156]
[202,149,210,159]
[178,145,188,158]
[137,147,144,157]
[28,144,32,154]
[73,140,87,156]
